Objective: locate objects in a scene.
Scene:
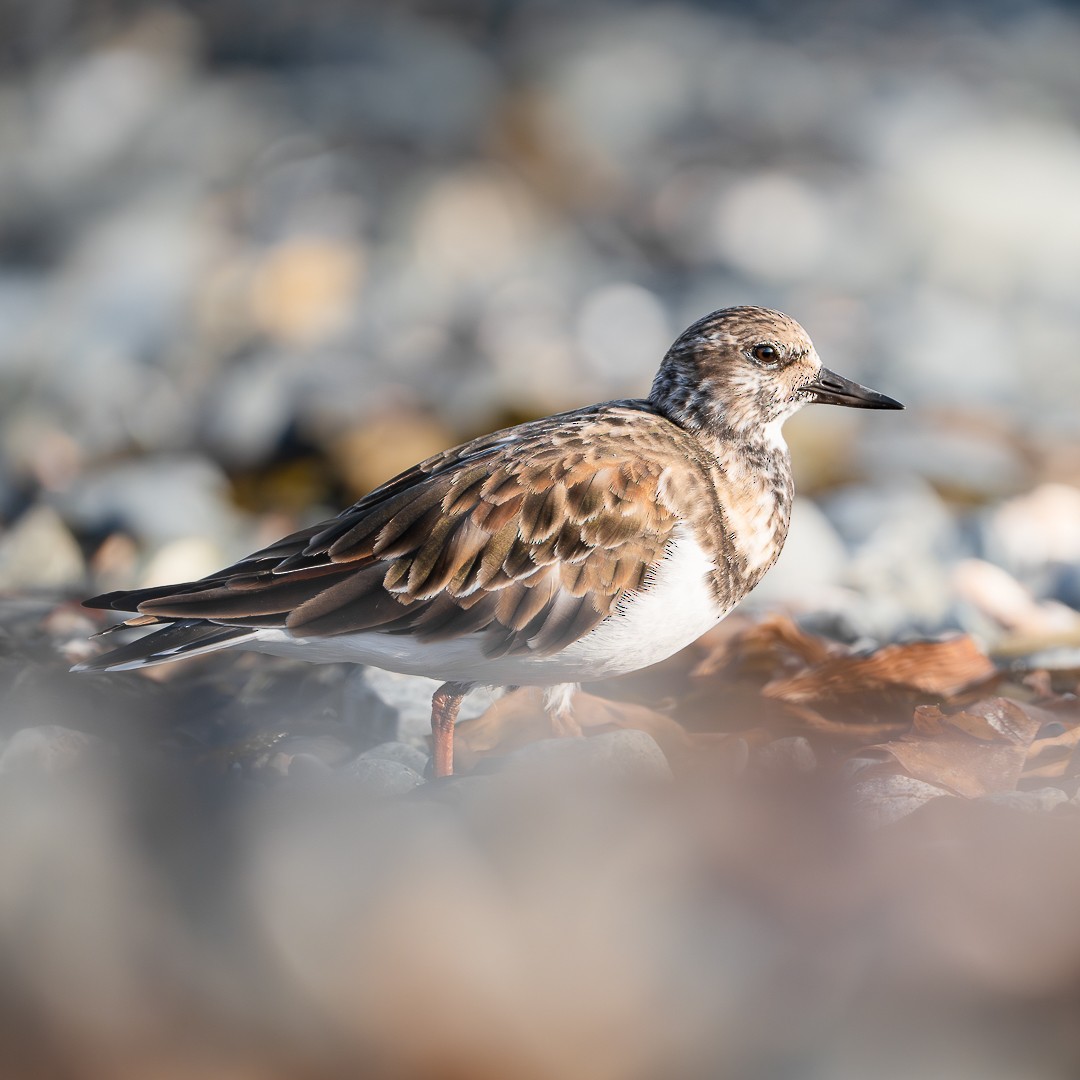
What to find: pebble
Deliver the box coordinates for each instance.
[860,424,1028,502]
[351,668,502,745]
[819,481,964,638]
[981,483,1080,578]
[756,736,817,775]
[285,753,334,780]
[253,734,354,776]
[0,726,103,776]
[0,506,86,590]
[493,730,672,782]
[58,456,241,548]
[1008,647,1080,672]
[344,756,424,795]
[353,740,431,775]
[982,788,1069,814]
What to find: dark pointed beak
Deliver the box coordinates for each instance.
[800,367,904,410]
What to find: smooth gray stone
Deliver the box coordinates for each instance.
[344,756,424,795]
[199,352,295,467]
[495,730,672,782]
[982,788,1069,813]
[58,456,238,546]
[355,740,430,775]
[0,506,86,590]
[255,734,354,776]
[756,736,817,774]
[340,670,399,743]
[350,667,501,745]
[0,726,102,775]
[1005,646,1080,672]
[285,753,335,780]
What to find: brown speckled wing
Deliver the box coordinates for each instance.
[87,404,683,658]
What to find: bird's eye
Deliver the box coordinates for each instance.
[750,343,781,366]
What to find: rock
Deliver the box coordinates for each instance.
[0,726,103,775]
[981,483,1080,578]
[57,455,240,547]
[0,506,86,590]
[339,668,400,744]
[1007,647,1080,672]
[576,282,671,386]
[344,756,424,795]
[494,730,672,782]
[354,740,430,775]
[982,788,1069,814]
[823,480,960,562]
[252,734,353,776]
[858,422,1027,502]
[197,352,298,467]
[951,558,1080,640]
[1050,563,1080,613]
[285,754,334,780]
[756,736,817,775]
[139,537,231,592]
[712,172,831,284]
[819,481,963,638]
[350,667,501,745]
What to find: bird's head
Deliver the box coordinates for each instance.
[650,306,902,442]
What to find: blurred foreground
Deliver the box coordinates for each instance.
[2,598,1080,1078]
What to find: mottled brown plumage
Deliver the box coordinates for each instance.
[78,306,903,776]
[88,405,693,656]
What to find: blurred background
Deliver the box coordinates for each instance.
[4,1,1080,1077]
[4,0,1080,648]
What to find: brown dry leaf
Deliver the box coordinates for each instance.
[871,698,1042,798]
[1022,720,1080,780]
[453,688,550,762]
[454,688,689,769]
[850,765,953,826]
[784,703,910,743]
[763,636,997,704]
[692,614,842,678]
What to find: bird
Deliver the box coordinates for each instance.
[75,306,902,776]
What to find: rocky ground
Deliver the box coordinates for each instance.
[1,586,1080,1078]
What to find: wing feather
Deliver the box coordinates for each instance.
[85,403,689,659]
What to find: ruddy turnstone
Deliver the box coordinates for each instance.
[76,307,902,776]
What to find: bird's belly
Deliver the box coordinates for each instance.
[247,531,727,685]
[554,531,728,679]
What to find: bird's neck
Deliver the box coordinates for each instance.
[648,377,792,469]
[647,385,796,598]
[700,429,796,599]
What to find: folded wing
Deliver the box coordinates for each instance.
[85,406,681,660]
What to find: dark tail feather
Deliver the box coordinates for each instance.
[71,621,255,673]
[82,580,232,612]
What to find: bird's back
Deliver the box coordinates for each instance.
[76,399,780,679]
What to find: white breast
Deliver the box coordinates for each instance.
[557,528,726,677]
[247,528,727,686]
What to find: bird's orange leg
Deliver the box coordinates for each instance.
[430,682,472,778]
